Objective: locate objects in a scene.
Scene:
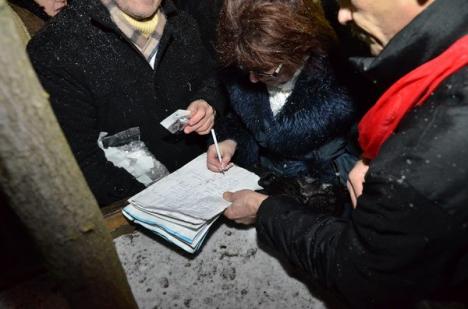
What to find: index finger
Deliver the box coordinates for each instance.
[189,108,206,126]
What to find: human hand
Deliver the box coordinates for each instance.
[184,100,215,135]
[347,159,370,208]
[223,190,268,225]
[207,139,237,173]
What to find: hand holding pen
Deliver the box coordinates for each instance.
[207,131,236,173]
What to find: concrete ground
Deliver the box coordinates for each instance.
[115,218,326,309]
[0,219,329,309]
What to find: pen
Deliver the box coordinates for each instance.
[210,129,225,174]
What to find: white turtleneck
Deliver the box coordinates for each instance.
[267,66,303,116]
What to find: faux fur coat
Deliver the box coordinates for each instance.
[217,54,358,184]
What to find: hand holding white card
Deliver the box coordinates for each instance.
[160,109,191,134]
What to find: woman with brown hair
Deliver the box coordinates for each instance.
[208,0,358,189]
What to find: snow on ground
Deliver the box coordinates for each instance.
[114,219,326,309]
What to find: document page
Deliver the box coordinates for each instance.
[129,153,262,221]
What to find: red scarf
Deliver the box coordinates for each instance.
[359,35,468,160]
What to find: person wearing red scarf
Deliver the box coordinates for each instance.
[348,35,467,206]
[219,0,468,307]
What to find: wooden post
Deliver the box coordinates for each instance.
[0,2,138,308]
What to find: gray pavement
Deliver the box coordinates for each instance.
[0,219,327,309]
[114,219,326,309]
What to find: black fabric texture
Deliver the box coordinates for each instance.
[172,0,224,60]
[27,0,227,206]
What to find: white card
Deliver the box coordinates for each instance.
[160,109,191,134]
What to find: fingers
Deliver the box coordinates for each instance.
[218,152,234,172]
[196,117,214,135]
[222,162,234,171]
[223,191,233,202]
[224,206,239,221]
[220,151,233,167]
[187,107,206,127]
[207,161,226,173]
[184,100,215,134]
[207,161,221,172]
[223,189,253,202]
[183,110,205,134]
[222,190,265,225]
[207,145,229,172]
[347,180,358,208]
[224,205,255,225]
[207,145,218,162]
[186,101,201,122]
[346,159,370,208]
[223,203,245,220]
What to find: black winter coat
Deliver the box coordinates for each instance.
[256,0,468,307]
[172,0,224,59]
[27,0,226,206]
[218,55,358,184]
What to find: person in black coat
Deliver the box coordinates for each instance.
[207,0,358,188]
[221,0,468,307]
[27,0,227,206]
[172,0,224,59]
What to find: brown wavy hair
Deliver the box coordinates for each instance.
[217,0,336,72]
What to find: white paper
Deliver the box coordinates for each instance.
[132,204,207,229]
[124,153,262,253]
[129,153,262,221]
[122,208,217,254]
[123,204,212,243]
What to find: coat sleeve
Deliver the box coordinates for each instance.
[256,195,347,291]
[28,57,145,206]
[256,182,453,307]
[257,121,468,308]
[191,68,228,117]
[215,111,260,166]
[181,12,227,116]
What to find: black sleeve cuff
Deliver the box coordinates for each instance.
[256,195,304,233]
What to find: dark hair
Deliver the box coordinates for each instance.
[217,0,336,72]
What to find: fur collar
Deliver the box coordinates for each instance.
[225,54,355,158]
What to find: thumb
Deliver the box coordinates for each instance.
[184,108,194,120]
[223,191,233,202]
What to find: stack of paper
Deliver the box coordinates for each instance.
[123,153,262,253]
